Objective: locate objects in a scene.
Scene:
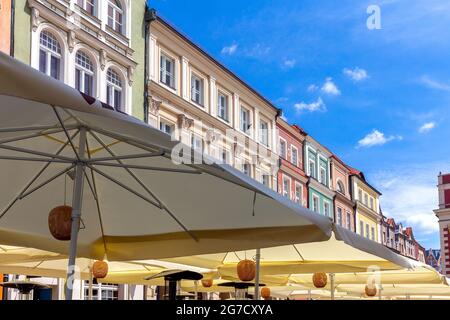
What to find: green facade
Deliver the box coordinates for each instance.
[13,0,31,64]
[309,187,334,218]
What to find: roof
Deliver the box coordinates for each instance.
[155,15,281,115]
[425,249,441,261]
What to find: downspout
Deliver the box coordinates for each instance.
[10,0,15,57]
[274,108,282,194]
[143,6,157,123]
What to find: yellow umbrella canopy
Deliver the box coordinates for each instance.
[0,245,65,264]
[336,284,450,298]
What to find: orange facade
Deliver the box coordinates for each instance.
[0,0,12,55]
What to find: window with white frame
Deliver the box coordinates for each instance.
[242,163,251,177]
[337,207,342,226]
[159,120,175,136]
[75,51,94,96]
[77,0,96,15]
[370,197,374,210]
[346,212,351,229]
[312,195,319,213]
[371,227,375,241]
[217,92,229,122]
[262,173,271,188]
[240,106,251,133]
[107,0,124,34]
[309,160,316,179]
[191,134,203,154]
[360,221,364,236]
[279,139,287,159]
[39,31,62,80]
[221,149,231,165]
[366,224,370,239]
[319,166,327,185]
[160,54,175,89]
[191,73,204,106]
[259,119,269,147]
[358,189,363,202]
[324,201,330,217]
[106,68,123,111]
[282,176,290,198]
[291,146,298,166]
[295,183,302,204]
[364,193,369,206]
[337,181,345,194]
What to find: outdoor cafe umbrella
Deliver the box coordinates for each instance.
[0,52,333,300]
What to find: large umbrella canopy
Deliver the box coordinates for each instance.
[336,284,450,297]
[0,52,332,263]
[0,245,65,263]
[164,226,420,276]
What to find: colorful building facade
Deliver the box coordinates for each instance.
[425,249,442,273]
[304,136,335,219]
[434,172,450,276]
[276,119,308,206]
[350,168,382,242]
[330,155,355,231]
[0,0,12,54]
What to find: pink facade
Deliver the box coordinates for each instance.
[330,155,355,232]
[276,119,308,207]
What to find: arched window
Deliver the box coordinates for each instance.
[39,31,62,80]
[107,68,123,111]
[337,181,345,194]
[75,51,95,96]
[107,0,124,34]
[77,0,96,16]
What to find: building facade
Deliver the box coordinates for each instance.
[147,16,279,188]
[330,155,355,231]
[11,0,146,118]
[434,172,450,277]
[350,168,382,242]
[304,136,335,219]
[425,249,442,273]
[0,0,12,54]
[276,119,308,206]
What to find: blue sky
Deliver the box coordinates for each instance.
[149,0,450,248]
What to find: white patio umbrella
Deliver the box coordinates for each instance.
[0,52,333,299]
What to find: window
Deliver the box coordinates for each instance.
[291,146,298,166]
[107,0,124,34]
[217,92,229,122]
[370,197,374,210]
[366,224,370,239]
[371,227,375,241]
[360,221,364,236]
[191,134,203,154]
[346,212,351,230]
[159,120,174,136]
[312,196,319,213]
[358,189,363,202]
[337,207,342,226]
[262,174,270,188]
[39,31,61,80]
[240,106,251,133]
[309,160,316,179]
[324,202,330,217]
[279,139,287,159]
[295,183,302,204]
[106,68,123,111]
[259,120,269,146]
[221,150,231,165]
[242,163,251,177]
[75,51,94,96]
[319,167,327,185]
[337,181,345,194]
[364,193,368,206]
[77,0,95,15]
[160,54,175,89]
[191,74,204,106]
[282,176,290,198]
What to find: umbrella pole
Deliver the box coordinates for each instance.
[65,127,87,300]
[254,248,261,300]
[88,265,93,301]
[329,273,335,300]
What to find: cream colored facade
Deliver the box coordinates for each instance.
[351,175,382,243]
[147,18,279,189]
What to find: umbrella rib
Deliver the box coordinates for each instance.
[88,151,166,163]
[0,126,76,145]
[0,124,67,133]
[89,162,201,174]
[0,144,75,162]
[52,106,81,161]
[0,156,71,163]
[84,137,108,256]
[292,245,305,261]
[0,129,80,220]
[17,164,76,201]
[86,165,199,243]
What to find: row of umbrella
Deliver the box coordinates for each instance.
[0,52,444,299]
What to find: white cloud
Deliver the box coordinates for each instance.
[419,122,436,133]
[343,67,369,82]
[221,43,238,55]
[420,75,450,91]
[283,59,296,69]
[357,130,402,148]
[294,97,326,113]
[321,77,341,96]
[307,84,319,92]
